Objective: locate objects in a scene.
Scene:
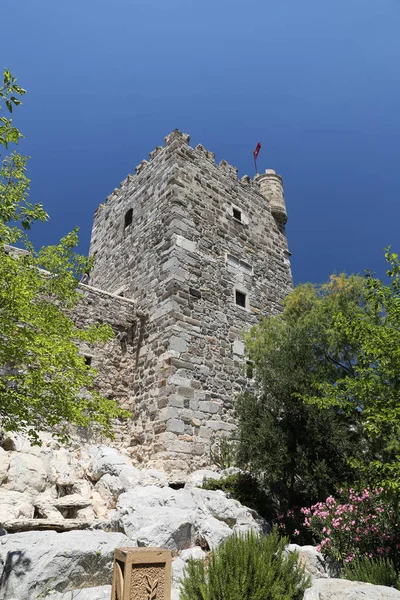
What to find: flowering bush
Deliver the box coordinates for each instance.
[276,508,314,545]
[302,488,400,566]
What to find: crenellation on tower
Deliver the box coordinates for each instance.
[195,144,216,163]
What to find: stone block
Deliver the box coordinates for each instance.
[169,336,188,353]
[198,401,221,414]
[233,339,245,356]
[175,235,197,253]
[206,420,237,432]
[167,419,185,433]
[167,374,193,387]
[177,386,194,399]
[198,427,212,440]
[159,407,179,421]
[168,394,185,408]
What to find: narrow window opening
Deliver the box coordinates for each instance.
[124,208,133,229]
[232,207,242,221]
[84,355,92,367]
[235,290,246,308]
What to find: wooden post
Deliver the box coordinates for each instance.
[111,547,172,600]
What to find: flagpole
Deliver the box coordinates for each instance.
[254,156,258,176]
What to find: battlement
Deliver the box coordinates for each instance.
[97,129,285,213]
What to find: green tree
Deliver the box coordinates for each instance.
[0,69,125,444]
[236,274,365,510]
[305,250,400,491]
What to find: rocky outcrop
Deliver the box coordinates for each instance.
[43,587,112,600]
[304,578,400,599]
[2,435,400,600]
[0,434,265,599]
[286,544,330,580]
[0,530,131,600]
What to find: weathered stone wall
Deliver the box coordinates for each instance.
[73,285,141,414]
[85,130,293,472]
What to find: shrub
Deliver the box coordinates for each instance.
[343,556,399,588]
[302,488,400,567]
[276,507,314,545]
[179,528,310,600]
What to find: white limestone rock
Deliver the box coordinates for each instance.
[94,474,125,508]
[117,465,142,489]
[43,586,112,599]
[287,544,329,579]
[0,448,10,484]
[0,489,34,521]
[184,469,222,488]
[0,530,132,600]
[139,469,169,487]
[6,452,48,493]
[89,447,129,481]
[114,484,265,551]
[116,486,195,549]
[304,578,400,599]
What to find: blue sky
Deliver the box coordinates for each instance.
[2,0,400,284]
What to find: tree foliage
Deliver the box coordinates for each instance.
[236,274,365,509]
[237,257,400,501]
[0,69,125,443]
[305,251,400,491]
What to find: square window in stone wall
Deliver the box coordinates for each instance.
[233,207,242,221]
[228,203,249,225]
[235,289,247,308]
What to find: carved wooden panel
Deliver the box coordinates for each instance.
[130,564,166,600]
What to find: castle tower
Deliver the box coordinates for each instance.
[87,130,293,473]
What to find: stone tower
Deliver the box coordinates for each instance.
[86,130,293,472]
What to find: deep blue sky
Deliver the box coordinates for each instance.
[2,0,400,284]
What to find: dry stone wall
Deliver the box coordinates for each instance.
[82,130,293,472]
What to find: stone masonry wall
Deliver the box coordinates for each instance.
[85,131,293,473]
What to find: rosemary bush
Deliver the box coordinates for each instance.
[180,528,310,600]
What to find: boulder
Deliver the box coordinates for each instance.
[0,448,10,485]
[114,484,265,551]
[43,586,112,599]
[304,578,400,599]
[0,530,132,600]
[117,486,195,549]
[0,490,34,522]
[94,475,125,508]
[6,452,48,493]
[184,469,222,488]
[139,469,169,487]
[287,544,328,579]
[87,446,129,482]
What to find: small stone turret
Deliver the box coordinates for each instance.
[257,169,287,225]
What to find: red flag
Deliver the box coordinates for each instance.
[253,142,261,160]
